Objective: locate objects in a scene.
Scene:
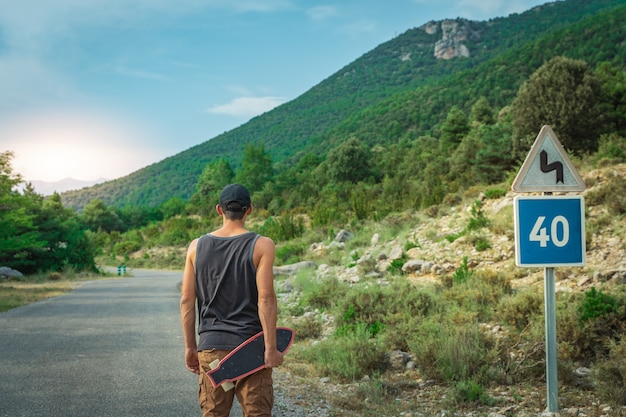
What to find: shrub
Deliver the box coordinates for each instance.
[467,200,490,231]
[113,240,141,257]
[452,256,472,284]
[403,239,419,251]
[336,285,389,329]
[157,228,190,246]
[300,276,345,310]
[48,272,62,281]
[259,214,305,242]
[595,338,626,406]
[328,374,405,415]
[293,315,323,341]
[498,289,543,331]
[579,287,618,322]
[387,279,438,317]
[585,175,626,215]
[557,290,626,364]
[379,281,442,351]
[595,133,626,164]
[301,323,387,381]
[442,267,512,323]
[453,380,495,405]
[438,325,495,384]
[275,241,307,265]
[484,187,507,199]
[445,232,464,243]
[488,327,546,384]
[408,316,495,385]
[386,258,406,275]
[472,235,491,251]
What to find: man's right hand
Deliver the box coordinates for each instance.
[264,349,284,368]
[185,348,200,374]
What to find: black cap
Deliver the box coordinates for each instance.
[219,184,251,212]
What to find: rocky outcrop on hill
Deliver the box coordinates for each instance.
[422,19,480,60]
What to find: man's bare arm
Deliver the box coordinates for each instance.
[180,239,200,374]
[255,236,283,368]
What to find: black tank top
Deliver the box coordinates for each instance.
[194,232,261,350]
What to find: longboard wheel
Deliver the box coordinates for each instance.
[209,359,235,392]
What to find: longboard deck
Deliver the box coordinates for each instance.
[206,327,294,389]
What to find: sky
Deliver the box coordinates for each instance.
[0,0,551,186]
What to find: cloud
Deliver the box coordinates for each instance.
[438,0,545,20]
[0,0,294,41]
[341,20,377,37]
[455,0,504,17]
[307,6,338,21]
[0,54,82,110]
[0,0,292,101]
[409,0,542,20]
[114,66,169,81]
[227,0,293,13]
[207,96,286,118]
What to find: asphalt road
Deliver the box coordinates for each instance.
[0,269,243,417]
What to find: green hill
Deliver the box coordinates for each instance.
[60,0,626,210]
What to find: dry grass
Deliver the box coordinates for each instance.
[0,282,75,312]
[0,270,113,313]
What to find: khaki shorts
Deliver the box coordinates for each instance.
[198,349,273,417]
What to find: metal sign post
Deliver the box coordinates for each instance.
[512,126,586,413]
[544,266,558,411]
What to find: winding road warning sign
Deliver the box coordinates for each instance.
[511,125,586,192]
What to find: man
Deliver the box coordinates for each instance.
[180,183,283,417]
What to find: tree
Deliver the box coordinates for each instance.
[447,130,481,188]
[511,56,604,156]
[235,143,274,193]
[470,97,495,126]
[30,193,96,272]
[439,106,470,152]
[160,196,187,219]
[0,152,95,273]
[115,206,163,230]
[595,61,626,137]
[187,159,235,215]
[0,151,21,192]
[81,199,123,232]
[474,122,516,183]
[326,137,373,184]
[0,152,44,272]
[196,159,235,202]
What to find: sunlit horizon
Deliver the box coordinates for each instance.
[2,108,169,183]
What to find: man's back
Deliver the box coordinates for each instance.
[195,232,262,350]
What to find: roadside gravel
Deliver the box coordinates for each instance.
[272,370,332,417]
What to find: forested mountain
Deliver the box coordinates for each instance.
[60,0,626,211]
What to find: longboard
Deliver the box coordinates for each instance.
[207,327,294,391]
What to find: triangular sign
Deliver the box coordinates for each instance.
[512,125,586,192]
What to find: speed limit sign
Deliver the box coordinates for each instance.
[514,195,586,267]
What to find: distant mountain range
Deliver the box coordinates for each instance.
[29,178,108,196]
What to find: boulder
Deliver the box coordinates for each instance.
[0,266,23,279]
[334,230,353,243]
[274,261,317,276]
